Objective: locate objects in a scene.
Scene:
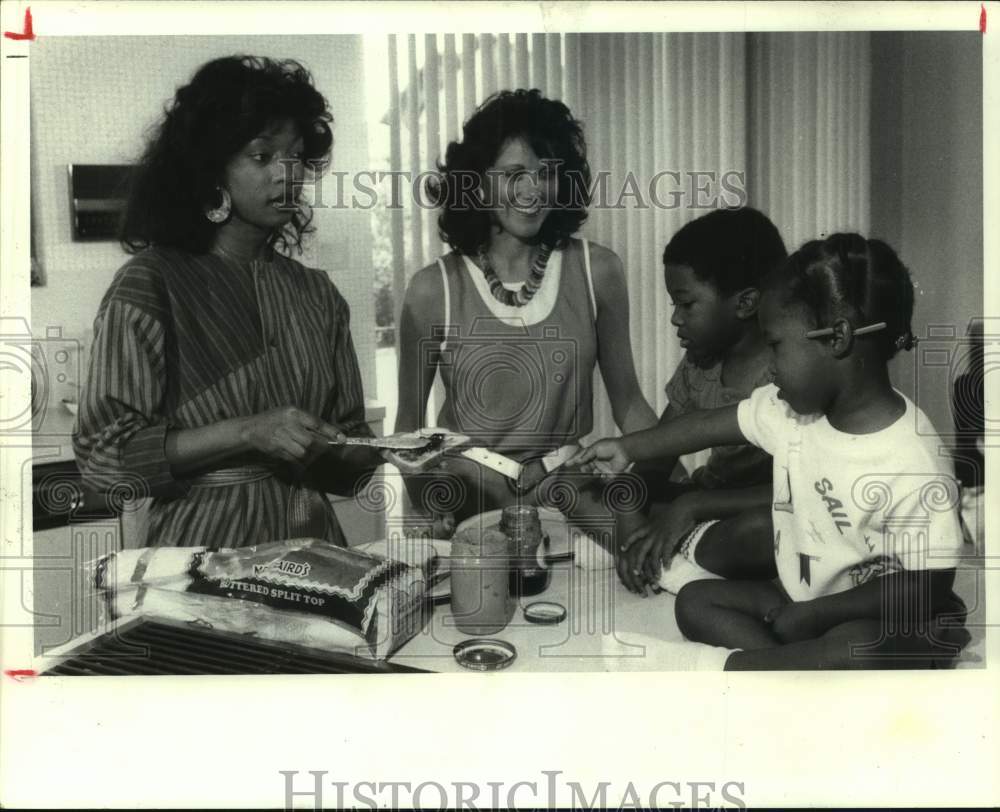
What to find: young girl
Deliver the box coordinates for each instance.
[571,234,969,669]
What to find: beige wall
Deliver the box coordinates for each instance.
[870,31,983,436]
[29,35,376,396]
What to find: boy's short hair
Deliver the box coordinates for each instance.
[662,207,787,296]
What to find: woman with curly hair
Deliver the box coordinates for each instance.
[396,89,657,527]
[74,55,384,549]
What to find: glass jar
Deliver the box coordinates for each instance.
[500,505,550,597]
[450,533,514,635]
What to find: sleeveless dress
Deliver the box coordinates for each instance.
[433,238,598,461]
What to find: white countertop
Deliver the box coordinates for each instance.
[391,563,686,673]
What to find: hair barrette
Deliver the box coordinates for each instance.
[805,321,887,340]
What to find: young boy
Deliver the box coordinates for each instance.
[617,207,787,594]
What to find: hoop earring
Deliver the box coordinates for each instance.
[205,187,232,224]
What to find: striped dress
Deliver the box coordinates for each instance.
[73,246,375,549]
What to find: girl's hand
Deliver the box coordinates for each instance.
[238,406,345,467]
[567,438,631,474]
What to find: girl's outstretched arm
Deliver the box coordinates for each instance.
[568,403,746,473]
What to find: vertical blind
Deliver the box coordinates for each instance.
[566,33,748,439]
[383,32,871,438]
[748,32,872,250]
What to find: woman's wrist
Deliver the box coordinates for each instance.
[230,415,254,455]
[163,416,252,476]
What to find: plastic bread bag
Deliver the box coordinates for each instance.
[96,539,432,660]
[104,586,418,661]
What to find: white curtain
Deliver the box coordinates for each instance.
[748,32,872,251]
[566,33,748,438]
[384,32,870,439]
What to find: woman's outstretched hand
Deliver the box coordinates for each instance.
[566,438,631,474]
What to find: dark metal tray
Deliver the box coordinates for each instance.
[41,616,426,676]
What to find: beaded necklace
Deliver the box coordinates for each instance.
[476,243,554,307]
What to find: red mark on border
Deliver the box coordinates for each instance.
[4,7,34,41]
[981,4,987,34]
[4,669,38,682]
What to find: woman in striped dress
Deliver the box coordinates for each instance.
[73,56,384,549]
[396,90,657,528]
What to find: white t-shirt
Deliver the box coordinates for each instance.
[737,384,963,602]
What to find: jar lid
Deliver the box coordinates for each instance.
[452,638,517,671]
[522,601,567,625]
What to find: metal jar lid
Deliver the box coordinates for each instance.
[522,601,567,625]
[452,638,517,671]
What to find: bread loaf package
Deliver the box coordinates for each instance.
[96,539,434,660]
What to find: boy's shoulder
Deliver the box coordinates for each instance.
[664,353,706,397]
[665,355,721,413]
[666,352,771,408]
